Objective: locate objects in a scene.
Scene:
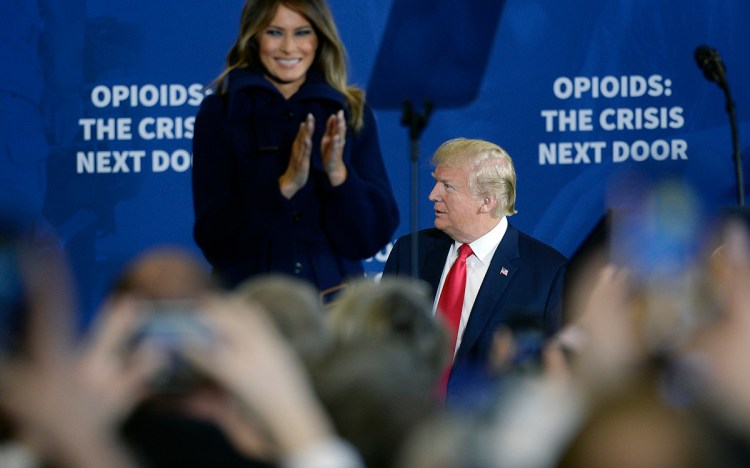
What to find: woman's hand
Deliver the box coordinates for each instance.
[321,110,348,187]
[279,113,314,199]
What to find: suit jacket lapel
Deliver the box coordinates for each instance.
[421,232,452,296]
[456,224,521,359]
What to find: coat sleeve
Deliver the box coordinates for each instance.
[191,94,242,266]
[317,105,400,259]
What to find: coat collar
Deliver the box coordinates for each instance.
[227,67,345,106]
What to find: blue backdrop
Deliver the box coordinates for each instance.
[2,0,749,323]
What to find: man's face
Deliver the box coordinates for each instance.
[429,163,485,243]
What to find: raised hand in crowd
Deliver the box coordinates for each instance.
[0,242,164,468]
[682,220,750,436]
[178,296,363,468]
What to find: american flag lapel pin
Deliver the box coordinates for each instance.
[500,267,509,276]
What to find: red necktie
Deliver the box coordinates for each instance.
[435,243,473,401]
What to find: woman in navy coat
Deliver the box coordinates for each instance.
[192,0,399,294]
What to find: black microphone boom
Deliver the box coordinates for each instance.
[694,44,728,88]
[694,44,744,207]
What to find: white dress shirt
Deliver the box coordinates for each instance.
[434,216,508,357]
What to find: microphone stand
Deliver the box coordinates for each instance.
[720,82,744,207]
[696,45,744,207]
[401,99,433,278]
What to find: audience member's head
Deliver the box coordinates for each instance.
[328,277,450,384]
[311,339,438,468]
[233,274,331,365]
[395,411,480,468]
[109,246,215,301]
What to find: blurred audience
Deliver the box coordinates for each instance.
[7,180,750,467]
[109,246,217,301]
[232,274,331,369]
[319,278,447,467]
[327,277,450,388]
[178,296,364,468]
[106,246,272,468]
[0,229,160,468]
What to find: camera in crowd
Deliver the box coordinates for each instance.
[129,300,217,394]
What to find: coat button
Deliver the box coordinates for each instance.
[294,262,303,274]
[285,111,295,121]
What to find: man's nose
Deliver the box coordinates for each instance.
[428,183,440,201]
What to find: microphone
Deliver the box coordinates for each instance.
[694,44,727,87]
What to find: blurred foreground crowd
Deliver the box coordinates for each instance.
[4,184,750,468]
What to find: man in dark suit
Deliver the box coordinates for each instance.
[383,138,567,408]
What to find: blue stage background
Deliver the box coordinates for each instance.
[2,0,749,324]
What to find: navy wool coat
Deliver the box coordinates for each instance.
[192,68,399,291]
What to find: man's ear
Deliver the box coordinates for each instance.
[479,195,497,214]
